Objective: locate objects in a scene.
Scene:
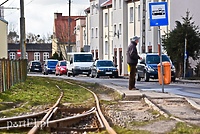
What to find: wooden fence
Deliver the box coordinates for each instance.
[0,59,27,92]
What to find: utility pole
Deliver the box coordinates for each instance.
[20,0,26,59]
[68,0,71,53]
[140,0,146,53]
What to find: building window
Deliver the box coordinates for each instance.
[96,28,98,38]
[111,12,113,25]
[91,28,94,38]
[138,5,140,21]
[26,52,28,59]
[43,52,49,61]
[119,0,121,9]
[9,52,16,60]
[114,0,116,10]
[91,5,93,15]
[95,6,98,14]
[114,24,116,37]
[148,18,151,31]
[105,41,108,55]
[105,13,108,26]
[34,52,40,61]
[130,7,134,22]
[111,40,114,54]
[119,24,122,34]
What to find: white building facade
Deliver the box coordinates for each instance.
[89,0,108,60]
[86,0,200,76]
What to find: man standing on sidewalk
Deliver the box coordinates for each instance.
[127,36,141,90]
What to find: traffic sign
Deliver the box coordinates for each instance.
[17,49,21,57]
[149,2,168,26]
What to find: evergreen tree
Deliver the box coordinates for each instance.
[162,11,200,77]
[51,52,59,59]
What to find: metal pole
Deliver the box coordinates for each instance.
[184,37,187,79]
[158,26,164,92]
[108,7,110,59]
[68,0,71,53]
[140,0,146,53]
[20,0,26,59]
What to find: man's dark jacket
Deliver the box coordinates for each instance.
[127,41,140,65]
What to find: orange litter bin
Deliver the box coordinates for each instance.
[157,62,171,85]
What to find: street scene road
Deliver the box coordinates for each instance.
[26,73,200,133]
[29,73,200,99]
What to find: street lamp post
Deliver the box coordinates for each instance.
[68,0,71,53]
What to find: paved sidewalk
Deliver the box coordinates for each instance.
[103,79,200,124]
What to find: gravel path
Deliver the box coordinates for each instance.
[99,93,200,133]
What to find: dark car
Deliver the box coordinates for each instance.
[90,60,118,78]
[27,61,42,72]
[136,53,176,82]
[55,60,68,76]
[42,59,58,75]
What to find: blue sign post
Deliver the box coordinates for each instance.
[149,2,168,93]
[149,2,168,26]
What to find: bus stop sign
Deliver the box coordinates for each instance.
[149,2,168,26]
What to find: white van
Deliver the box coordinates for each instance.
[66,52,94,77]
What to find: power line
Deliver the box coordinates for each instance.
[0,0,9,6]
[25,0,36,6]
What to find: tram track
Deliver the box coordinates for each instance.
[0,80,117,134]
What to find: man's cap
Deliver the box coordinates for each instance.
[131,36,140,41]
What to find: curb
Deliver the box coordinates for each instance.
[184,97,200,110]
[143,97,169,118]
[120,76,200,84]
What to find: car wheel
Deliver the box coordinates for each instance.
[171,77,176,82]
[144,72,149,82]
[67,72,71,77]
[72,70,75,77]
[95,72,99,78]
[114,75,118,78]
[55,72,58,76]
[136,73,141,81]
[91,71,94,78]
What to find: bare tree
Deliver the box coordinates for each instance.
[26,33,52,43]
[7,31,19,43]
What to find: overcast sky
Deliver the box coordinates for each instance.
[1,0,90,36]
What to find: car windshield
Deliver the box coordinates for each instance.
[74,54,93,62]
[96,61,114,67]
[32,62,41,66]
[146,55,170,64]
[60,61,66,66]
[48,61,58,66]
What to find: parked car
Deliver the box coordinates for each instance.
[55,60,68,76]
[42,59,58,75]
[90,60,118,78]
[136,53,176,82]
[27,61,42,72]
